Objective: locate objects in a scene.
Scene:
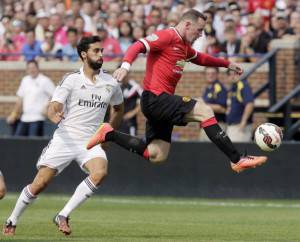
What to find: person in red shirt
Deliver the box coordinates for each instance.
[87,9,267,173]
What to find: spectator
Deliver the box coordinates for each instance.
[62,28,79,62]
[119,21,133,53]
[96,24,122,62]
[22,29,42,61]
[132,25,145,42]
[35,11,50,42]
[6,60,55,137]
[41,30,63,61]
[249,18,272,53]
[220,26,241,61]
[199,67,227,141]
[11,19,26,50]
[226,70,254,142]
[272,12,294,39]
[0,32,21,61]
[118,76,143,136]
[203,33,221,55]
[74,16,92,40]
[106,12,120,39]
[49,13,68,46]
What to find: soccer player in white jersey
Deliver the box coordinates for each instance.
[3,36,124,236]
[0,170,6,199]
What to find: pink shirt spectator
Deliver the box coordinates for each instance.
[54,27,68,46]
[12,34,26,50]
[102,37,122,62]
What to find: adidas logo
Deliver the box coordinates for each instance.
[81,85,86,89]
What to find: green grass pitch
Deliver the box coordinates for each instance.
[1,194,300,241]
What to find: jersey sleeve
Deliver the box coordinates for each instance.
[139,30,172,53]
[110,84,124,106]
[51,75,73,104]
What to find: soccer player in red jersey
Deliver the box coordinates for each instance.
[87,9,267,173]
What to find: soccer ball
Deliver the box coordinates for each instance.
[254,123,283,152]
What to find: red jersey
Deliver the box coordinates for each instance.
[139,28,197,95]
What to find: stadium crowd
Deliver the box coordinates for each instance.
[0,0,300,62]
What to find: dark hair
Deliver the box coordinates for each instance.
[77,36,102,60]
[67,27,78,35]
[180,9,207,22]
[27,59,39,67]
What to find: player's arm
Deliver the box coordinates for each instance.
[109,102,124,129]
[209,104,226,113]
[113,41,146,82]
[48,101,64,124]
[189,52,244,75]
[239,102,254,129]
[6,97,22,124]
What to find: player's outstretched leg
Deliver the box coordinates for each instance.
[87,123,150,159]
[201,117,267,173]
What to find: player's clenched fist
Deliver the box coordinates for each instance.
[113,68,128,82]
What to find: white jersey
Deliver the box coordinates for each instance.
[51,67,123,140]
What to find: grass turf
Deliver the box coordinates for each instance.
[1,194,300,242]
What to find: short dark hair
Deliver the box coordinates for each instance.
[67,27,78,35]
[77,36,102,60]
[27,59,39,67]
[180,9,207,22]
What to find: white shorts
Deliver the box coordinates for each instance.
[37,134,107,175]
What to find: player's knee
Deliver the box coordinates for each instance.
[201,103,214,120]
[90,169,107,185]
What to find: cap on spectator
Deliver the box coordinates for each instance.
[12,19,23,28]
[228,3,241,11]
[224,14,235,22]
[204,2,215,11]
[96,23,107,32]
[217,3,227,10]
[276,11,288,20]
[36,10,50,19]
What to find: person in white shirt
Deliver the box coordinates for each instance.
[0,170,6,200]
[6,60,55,136]
[3,36,124,236]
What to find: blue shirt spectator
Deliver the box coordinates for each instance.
[203,79,227,122]
[62,27,79,62]
[227,79,254,124]
[22,29,42,61]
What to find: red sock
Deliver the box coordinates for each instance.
[200,117,218,128]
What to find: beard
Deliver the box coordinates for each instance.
[87,56,103,71]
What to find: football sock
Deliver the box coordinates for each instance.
[7,185,37,225]
[106,131,149,159]
[201,117,241,163]
[58,177,97,218]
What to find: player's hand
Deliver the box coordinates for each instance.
[113,68,128,82]
[6,114,16,124]
[228,63,243,75]
[52,111,64,124]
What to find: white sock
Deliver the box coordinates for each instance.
[7,185,37,225]
[58,177,97,218]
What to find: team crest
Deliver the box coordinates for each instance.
[176,60,186,68]
[146,34,158,41]
[105,85,112,93]
[182,96,191,102]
